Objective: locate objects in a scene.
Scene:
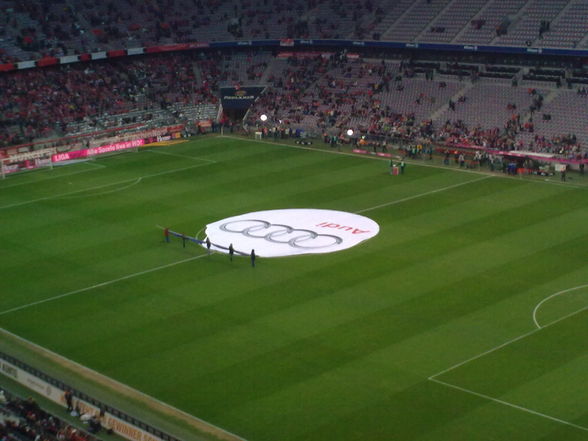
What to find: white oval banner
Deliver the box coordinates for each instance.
[203,209,379,258]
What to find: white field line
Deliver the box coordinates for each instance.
[428,302,588,432]
[222,135,588,189]
[429,377,588,433]
[59,177,143,199]
[355,176,492,214]
[0,254,209,317]
[429,302,588,381]
[532,284,588,329]
[0,164,103,189]
[428,328,538,381]
[147,149,217,163]
[0,162,212,210]
[85,160,107,169]
[0,327,247,441]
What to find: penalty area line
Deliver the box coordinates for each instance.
[429,300,588,381]
[147,149,217,163]
[429,377,588,433]
[0,162,213,210]
[0,254,208,317]
[428,302,588,432]
[58,177,143,199]
[0,165,103,189]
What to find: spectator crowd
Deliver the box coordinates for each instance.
[0,389,99,441]
[0,49,586,163]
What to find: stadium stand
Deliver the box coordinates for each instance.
[492,0,570,47]
[2,0,588,62]
[245,54,585,158]
[383,0,454,42]
[0,388,101,441]
[418,0,489,44]
[0,50,224,145]
[0,0,587,163]
[1,2,587,440]
[453,0,528,45]
[1,48,587,161]
[535,0,588,49]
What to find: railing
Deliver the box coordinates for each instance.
[0,352,183,441]
[0,388,102,441]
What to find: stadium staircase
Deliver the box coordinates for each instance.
[536,0,588,48]
[192,61,203,85]
[451,0,488,44]
[579,32,588,48]
[414,0,486,44]
[569,2,588,48]
[487,0,532,46]
[453,0,527,45]
[519,87,560,125]
[370,0,414,40]
[260,58,282,84]
[63,0,99,52]
[0,9,36,61]
[380,0,423,41]
[429,81,475,122]
[491,0,570,47]
[387,0,456,42]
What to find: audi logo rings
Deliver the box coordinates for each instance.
[220,219,343,249]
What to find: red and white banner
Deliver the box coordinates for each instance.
[52,139,145,162]
[353,148,392,158]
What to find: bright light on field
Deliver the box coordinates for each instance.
[260,114,268,122]
[346,129,353,136]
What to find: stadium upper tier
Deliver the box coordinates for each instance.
[1,0,588,63]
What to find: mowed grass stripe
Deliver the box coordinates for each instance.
[439,310,588,396]
[504,349,588,422]
[432,313,588,439]
[0,143,457,309]
[0,143,344,296]
[0,152,199,209]
[0,137,247,207]
[5,196,584,436]
[3,180,584,356]
[1,137,588,441]
[160,234,587,405]
[3,171,584,364]
[7,180,578,369]
[119,222,588,432]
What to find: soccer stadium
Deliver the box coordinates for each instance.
[1,1,588,441]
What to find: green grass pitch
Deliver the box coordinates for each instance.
[1,135,588,441]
